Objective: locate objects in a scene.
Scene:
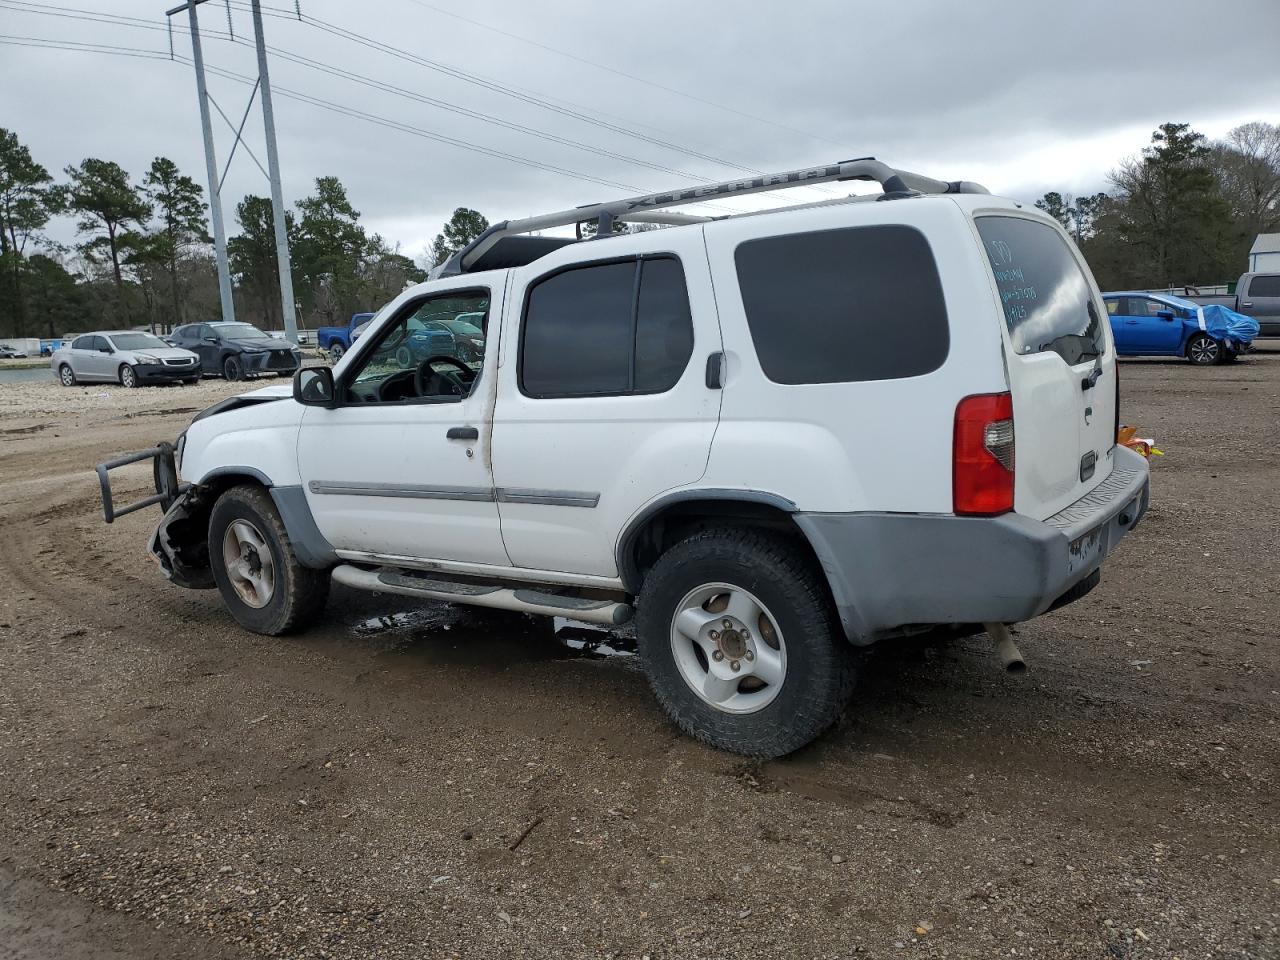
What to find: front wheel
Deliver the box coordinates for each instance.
[636,528,856,758]
[222,355,244,381]
[208,485,330,635]
[1186,333,1220,366]
[119,364,139,388]
[328,342,345,362]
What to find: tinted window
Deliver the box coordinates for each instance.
[635,258,695,392]
[1105,298,1124,315]
[734,225,948,384]
[72,335,92,350]
[91,336,110,351]
[521,256,694,398]
[1249,275,1280,297]
[976,216,1103,364]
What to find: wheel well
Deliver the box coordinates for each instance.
[619,497,821,594]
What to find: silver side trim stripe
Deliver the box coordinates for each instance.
[307,480,599,508]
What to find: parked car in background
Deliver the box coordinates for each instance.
[349,311,487,367]
[1181,272,1280,337]
[0,345,28,359]
[1103,292,1258,365]
[168,321,301,380]
[316,312,376,361]
[51,331,200,387]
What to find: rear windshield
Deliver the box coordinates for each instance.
[976,216,1104,365]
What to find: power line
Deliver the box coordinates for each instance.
[225,1,839,198]
[0,0,232,42]
[3,1,757,212]
[399,0,844,149]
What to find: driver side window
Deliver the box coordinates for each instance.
[343,289,490,404]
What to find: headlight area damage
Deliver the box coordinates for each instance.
[95,440,217,589]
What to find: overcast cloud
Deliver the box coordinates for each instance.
[4,0,1279,262]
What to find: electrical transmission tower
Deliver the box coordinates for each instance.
[165,0,299,342]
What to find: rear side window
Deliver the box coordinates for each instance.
[734,225,948,384]
[976,216,1104,364]
[1249,275,1280,297]
[520,256,694,398]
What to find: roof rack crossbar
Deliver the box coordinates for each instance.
[441,158,988,275]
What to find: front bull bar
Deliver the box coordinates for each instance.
[95,441,189,523]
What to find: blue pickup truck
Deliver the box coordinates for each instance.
[316,312,376,361]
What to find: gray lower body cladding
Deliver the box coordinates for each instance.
[798,447,1151,644]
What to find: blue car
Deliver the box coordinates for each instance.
[1103,292,1259,365]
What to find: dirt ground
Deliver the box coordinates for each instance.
[0,353,1277,960]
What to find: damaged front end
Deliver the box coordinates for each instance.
[95,439,217,589]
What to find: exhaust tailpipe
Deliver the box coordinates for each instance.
[983,622,1026,675]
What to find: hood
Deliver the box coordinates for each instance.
[225,337,296,351]
[121,346,199,361]
[191,383,292,423]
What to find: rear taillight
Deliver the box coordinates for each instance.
[954,392,1015,516]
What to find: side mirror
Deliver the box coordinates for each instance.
[294,366,337,407]
[1156,310,1175,321]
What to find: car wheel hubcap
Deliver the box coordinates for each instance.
[222,519,275,608]
[1192,339,1217,362]
[60,368,72,384]
[669,583,786,714]
[123,368,134,386]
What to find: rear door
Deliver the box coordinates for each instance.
[975,213,1116,521]
[492,230,720,577]
[1240,274,1280,335]
[1105,297,1137,352]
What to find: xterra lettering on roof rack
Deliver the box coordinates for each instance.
[431,157,989,277]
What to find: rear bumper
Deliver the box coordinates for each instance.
[797,446,1151,644]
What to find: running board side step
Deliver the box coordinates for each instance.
[330,565,635,626]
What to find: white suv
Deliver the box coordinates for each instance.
[98,159,1150,757]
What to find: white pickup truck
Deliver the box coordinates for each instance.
[97,158,1150,757]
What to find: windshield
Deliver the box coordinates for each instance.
[977,216,1104,364]
[213,323,270,340]
[109,333,170,351]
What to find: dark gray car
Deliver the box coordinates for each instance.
[169,321,301,381]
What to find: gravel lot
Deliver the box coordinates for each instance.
[1,352,1278,959]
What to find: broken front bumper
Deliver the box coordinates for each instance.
[95,441,215,589]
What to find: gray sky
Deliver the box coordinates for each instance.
[4,0,1280,263]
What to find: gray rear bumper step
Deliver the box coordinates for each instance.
[331,565,634,626]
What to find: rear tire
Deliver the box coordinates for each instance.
[119,364,139,388]
[328,342,345,362]
[1186,334,1220,366]
[58,364,76,387]
[636,527,856,758]
[208,484,329,635]
[222,355,244,381]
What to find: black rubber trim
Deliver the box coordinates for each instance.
[615,489,798,592]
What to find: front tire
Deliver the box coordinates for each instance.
[119,364,139,388]
[208,484,329,635]
[636,527,856,758]
[58,364,76,387]
[222,355,244,381]
[1186,334,1220,366]
[328,342,345,362]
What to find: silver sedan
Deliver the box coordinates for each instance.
[51,331,202,388]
